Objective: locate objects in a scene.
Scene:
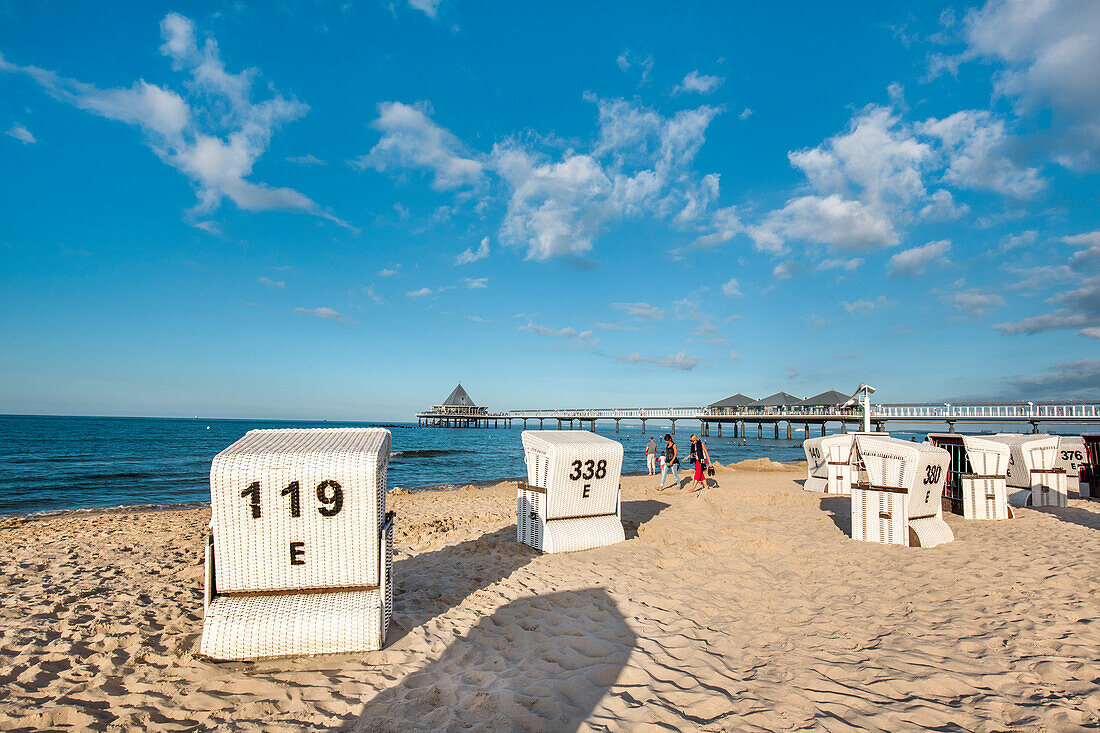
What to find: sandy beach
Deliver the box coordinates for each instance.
[1,462,1098,732]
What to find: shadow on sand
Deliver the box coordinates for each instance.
[345,588,635,733]
[819,495,852,536]
[621,498,671,540]
[1036,502,1100,531]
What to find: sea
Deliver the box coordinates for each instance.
[1,414,942,517]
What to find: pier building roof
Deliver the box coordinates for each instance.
[709,393,756,408]
[797,390,850,407]
[442,383,477,407]
[749,392,803,407]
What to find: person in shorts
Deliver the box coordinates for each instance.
[645,437,657,475]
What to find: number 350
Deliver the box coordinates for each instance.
[569,459,607,480]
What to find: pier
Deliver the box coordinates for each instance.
[505,401,1100,437]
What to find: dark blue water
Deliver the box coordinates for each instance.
[0,415,922,516]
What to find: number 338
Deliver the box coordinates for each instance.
[569,459,607,480]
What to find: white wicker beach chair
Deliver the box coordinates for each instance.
[200,428,393,660]
[518,431,625,553]
[803,434,862,494]
[986,434,1067,508]
[851,435,954,547]
[1054,436,1086,495]
[927,434,1012,520]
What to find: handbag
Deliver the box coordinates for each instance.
[707,465,715,477]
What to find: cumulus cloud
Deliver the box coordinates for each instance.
[455,236,489,265]
[772,260,800,279]
[5,123,35,144]
[918,110,1044,197]
[843,295,893,313]
[673,70,724,95]
[721,278,742,297]
[963,0,1100,169]
[739,108,753,121]
[286,153,325,166]
[294,306,350,322]
[361,94,725,260]
[518,320,598,349]
[258,276,285,289]
[356,101,484,190]
[994,233,1100,336]
[406,287,432,297]
[618,350,699,370]
[407,0,442,19]
[611,302,664,320]
[888,239,951,277]
[952,287,1006,317]
[1002,229,1037,250]
[463,277,488,289]
[0,13,346,230]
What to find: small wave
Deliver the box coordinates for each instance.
[391,449,476,460]
[2,500,211,519]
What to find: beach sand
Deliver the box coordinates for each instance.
[1,463,1098,731]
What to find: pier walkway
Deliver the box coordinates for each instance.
[502,401,1100,438]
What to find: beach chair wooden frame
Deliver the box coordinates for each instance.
[519,431,625,553]
[200,428,394,660]
[851,435,954,547]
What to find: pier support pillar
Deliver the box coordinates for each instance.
[841,422,847,434]
[947,421,955,434]
[758,423,763,439]
[590,420,595,432]
[641,419,646,434]
[1031,421,1040,434]
[615,419,620,433]
[821,423,826,437]
[774,423,779,440]
[717,422,722,437]
[670,419,676,434]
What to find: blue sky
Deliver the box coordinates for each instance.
[2,0,1099,420]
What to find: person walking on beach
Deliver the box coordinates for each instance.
[645,437,657,475]
[657,434,679,490]
[688,434,711,492]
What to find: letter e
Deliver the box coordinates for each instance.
[290,541,306,566]
[582,483,591,498]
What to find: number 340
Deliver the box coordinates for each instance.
[240,480,344,519]
[569,459,607,480]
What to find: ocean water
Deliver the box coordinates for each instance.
[0,414,923,516]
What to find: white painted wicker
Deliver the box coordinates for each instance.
[1054,436,1086,493]
[851,435,954,547]
[958,436,1011,520]
[201,428,393,660]
[518,431,625,553]
[803,435,856,494]
[987,434,1068,508]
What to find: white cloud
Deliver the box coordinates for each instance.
[258,276,285,289]
[843,295,893,313]
[888,239,952,277]
[357,101,484,191]
[406,287,432,297]
[407,0,442,19]
[519,321,577,338]
[787,366,802,378]
[455,236,490,265]
[615,51,654,82]
[1,13,346,230]
[618,350,699,370]
[673,70,724,95]
[963,0,1100,169]
[287,153,325,166]
[772,260,800,279]
[820,257,864,271]
[611,302,664,320]
[919,110,1044,197]
[918,189,969,221]
[952,287,1006,317]
[1004,360,1100,398]
[466,315,491,323]
[5,123,35,144]
[739,108,753,121]
[378,266,401,277]
[463,277,488,289]
[721,278,742,297]
[755,194,898,254]
[1002,229,1038,251]
[294,306,350,322]
[594,322,642,332]
[728,350,740,361]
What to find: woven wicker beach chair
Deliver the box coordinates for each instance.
[986,434,1067,508]
[1054,435,1087,496]
[518,431,625,553]
[200,428,393,660]
[802,434,857,494]
[850,435,954,547]
[927,434,1012,520]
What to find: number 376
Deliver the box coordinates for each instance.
[569,459,607,480]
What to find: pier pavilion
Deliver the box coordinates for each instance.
[416,383,509,428]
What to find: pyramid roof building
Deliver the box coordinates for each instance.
[709,393,756,408]
[748,391,803,407]
[442,383,477,408]
[797,389,850,407]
